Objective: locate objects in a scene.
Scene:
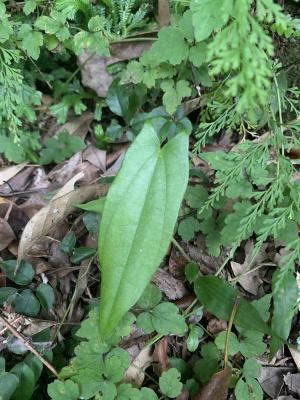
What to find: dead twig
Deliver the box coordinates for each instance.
[0,313,59,378]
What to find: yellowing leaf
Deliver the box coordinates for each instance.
[99,123,189,335]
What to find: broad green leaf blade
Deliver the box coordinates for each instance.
[195,276,282,340]
[99,123,189,335]
[0,372,19,400]
[195,276,236,321]
[270,269,298,357]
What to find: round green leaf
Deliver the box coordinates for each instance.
[185,262,199,284]
[48,379,80,400]
[215,331,240,356]
[151,302,187,335]
[0,372,19,400]
[70,247,96,264]
[10,362,35,400]
[1,260,35,285]
[140,387,158,400]
[159,368,183,398]
[14,289,40,317]
[187,325,204,352]
[36,283,55,310]
[24,354,43,382]
[59,232,76,254]
[0,287,17,306]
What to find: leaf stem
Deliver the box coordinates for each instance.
[171,237,192,262]
[224,297,240,366]
[0,313,59,378]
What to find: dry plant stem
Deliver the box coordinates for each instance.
[0,314,59,378]
[224,297,240,366]
[171,237,192,262]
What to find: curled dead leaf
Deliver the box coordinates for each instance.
[153,337,170,373]
[124,346,153,387]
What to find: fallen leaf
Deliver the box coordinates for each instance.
[82,146,106,171]
[153,337,170,372]
[0,199,29,237]
[124,346,152,387]
[289,346,300,371]
[1,166,35,194]
[258,366,291,398]
[56,112,93,139]
[192,367,231,400]
[230,241,267,295]
[106,144,128,167]
[169,246,187,277]
[17,175,109,264]
[158,0,170,27]
[0,218,16,250]
[188,238,227,275]
[79,41,152,97]
[103,153,125,177]
[0,163,27,186]
[284,372,300,396]
[207,318,227,335]
[152,269,188,300]
[48,242,71,269]
[48,153,82,185]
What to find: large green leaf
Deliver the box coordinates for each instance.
[270,269,298,357]
[99,123,189,335]
[195,276,283,340]
[0,372,19,400]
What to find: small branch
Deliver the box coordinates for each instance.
[0,314,59,378]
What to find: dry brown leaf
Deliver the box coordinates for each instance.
[169,246,186,277]
[124,346,153,387]
[289,346,300,371]
[2,166,35,194]
[192,367,231,400]
[152,268,187,300]
[284,372,300,396]
[56,112,93,139]
[0,218,16,250]
[207,318,227,335]
[79,41,152,97]
[258,366,290,398]
[0,163,27,186]
[17,175,108,264]
[82,146,106,171]
[230,241,267,295]
[48,153,82,185]
[0,199,29,237]
[153,337,169,373]
[158,0,170,27]
[103,153,125,177]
